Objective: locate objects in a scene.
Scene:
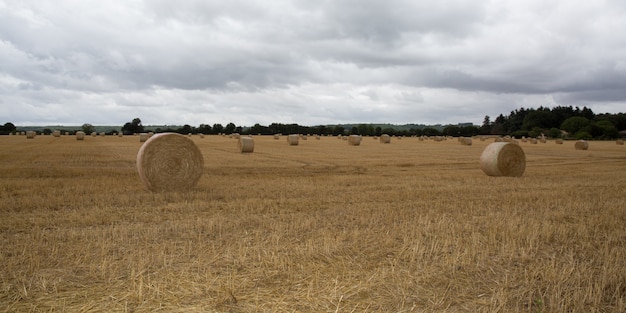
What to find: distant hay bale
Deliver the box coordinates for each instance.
[99,132,105,136]
[52,130,61,137]
[238,136,254,153]
[136,133,204,192]
[274,134,280,140]
[494,137,504,142]
[91,132,97,137]
[118,132,124,137]
[480,142,526,177]
[287,134,299,146]
[139,133,149,142]
[316,135,321,140]
[76,131,85,140]
[530,138,538,144]
[459,137,472,146]
[348,135,362,146]
[380,134,391,143]
[616,139,624,145]
[555,139,564,144]
[232,133,240,139]
[575,140,589,150]
[26,131,36,139]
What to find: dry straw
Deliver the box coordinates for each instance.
[238,136,254,153]
[348,135,362,146]
[136,133,204,192]
[26,131,36,139]
[52,130,61,137]
[480,142,526,177]
[380,134,391,143]
[287,134,299,145]
[139,133,149,142]
[575,140,589,150]
[555,139,564,144]
[617,139,624,145]
[76,131,85,140]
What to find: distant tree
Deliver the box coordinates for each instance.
[443,125,460,137]
[547,128,562,139]
[350,127,359,135]
[82,123,95,135]
[212,123,224,134]
[374,126,382,136]
[479,115,492,134]
[332,126,345,136]
[198,124,212,134]
[560,116,590,135]
[1,122,16,135]
[121,117,144,134]
[224,122,236,134]
[422,127,441,136]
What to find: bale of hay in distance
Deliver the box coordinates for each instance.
[617,139,624,145]
[480,142,526,177]
[76,131,85,140]
[287,134,299,145]
[459,137,472,146]
[575,140,589,150]
[139,133,149,142]
[136,133,204,192]
[555,139,564,144]
[53,130,61,137]
[238,136,254,153]
[26,131,36,139]
[348,135,362,146]
[380,134,391,143]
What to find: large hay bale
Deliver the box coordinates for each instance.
[26,131,36,139]
[480,142,526,177]
[287,134,299,145]
[52,130,61,137]
[136,133,204,192]
[273,134,281,140]
[575,140,589,150]
[76,131,85,140]
[348,135,362,146]
[380,134,391,144]
[239,136,254,153]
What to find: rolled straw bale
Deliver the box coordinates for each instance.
[238,136,254,153]
[348,135,362,146]
[616,139,624,145]
[53,130,61,137]
[99,132,105,136]
[65,132,69,136]
[139,133,149,142]
[574,140,589,150]
[459,137,472,146]
[380,134,391,143]
[480,142,526,177]
[26,131,36,139]
[494,137,504,142]
[118,132,124,137]
[76,131,85,140]
[274,134,280,140]
[287,134,299,145]
[301,135,308,140]
[530,138,538,144]
[555,139,564,144]
[136,133,204,192]
[91,132,97,137]
[316,135,321,140]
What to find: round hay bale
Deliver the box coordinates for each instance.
[136,133,204,192]
[26,131,36,139]
[76,131,85,140]
[575,140,589,150]
[380,134,391,144]
[273,134,280,140]
[555,139,564,144]
[348,135,362,146]
[616,139,624,145]
[459,137,472,146]
[52,130,61,137]
[139,133,149,142]
[287,134,299,145]
[238,136,254,153]
[530,138,538,144]
[480,142,526,177]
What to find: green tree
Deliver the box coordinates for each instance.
[560,116,590,135]
[1,122,16,135]
[212,123,224,134]
[122,117,144,134]
[224,122,236,134]
[82,123,95,135]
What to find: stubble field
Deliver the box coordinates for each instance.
[1,134,625,312]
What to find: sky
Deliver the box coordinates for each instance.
[1,0,625,127]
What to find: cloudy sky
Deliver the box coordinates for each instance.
[1,0,625,127]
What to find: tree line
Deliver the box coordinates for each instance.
[3,105,625,139]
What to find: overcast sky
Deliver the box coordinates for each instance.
[1,0,625,127]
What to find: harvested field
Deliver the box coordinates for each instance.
[1,135,625,312]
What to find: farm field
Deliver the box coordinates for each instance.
[0,134,625,312]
